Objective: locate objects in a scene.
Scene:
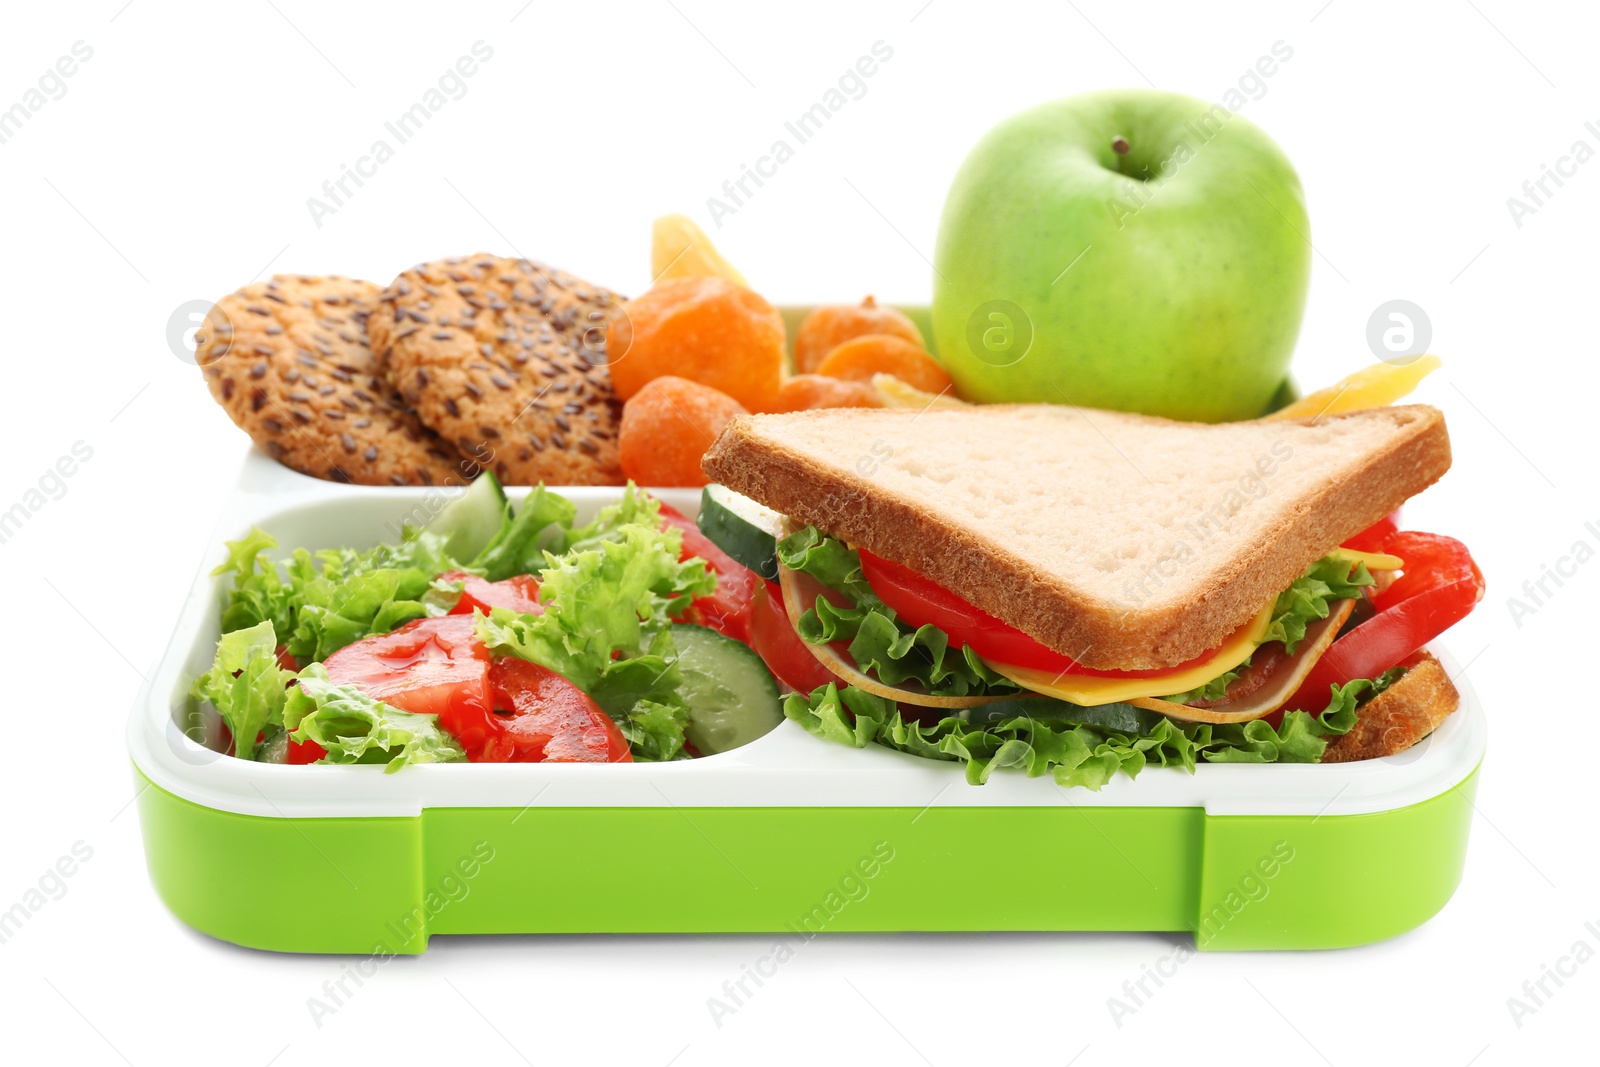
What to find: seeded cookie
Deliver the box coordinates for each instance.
[197,275,473,486]
[369,254,627,486]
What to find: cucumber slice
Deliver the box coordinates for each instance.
[671,623,783,755]
[422,472,508,564]
[698,484,782,579]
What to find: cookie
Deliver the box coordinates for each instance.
[369,254,627,486]
[197,275,474,486]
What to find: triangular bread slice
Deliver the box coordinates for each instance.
[701,403,1450,670]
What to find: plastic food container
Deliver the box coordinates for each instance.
[131,447,1483,955]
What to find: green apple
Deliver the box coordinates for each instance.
[932,89,1311,422]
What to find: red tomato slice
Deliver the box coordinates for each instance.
[749,580,839,693]
[1281,529,1482,713]
[1342,511,1402,553]
[857,548,1224,678]
[483,657,631,763]
[269,644,325,762]
[658,503,758,643]
[286,737,327,764]
[1370,531,1484,613]
[439,570,544,616]
[322,615,498,760]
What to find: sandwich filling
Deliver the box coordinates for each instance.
[757,517,1480,783]
[694,485,1483,788]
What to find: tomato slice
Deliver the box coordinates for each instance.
[286,736,327,764]
[857,548,1223,678]
[439,570,544,616]
[658,503,758,643]
[1281,530,1482,713]
[322,615,498,760]
[1370,531,1483,613]
[749,580,839,693]
[268,644,325,762]
[484,657,631,762]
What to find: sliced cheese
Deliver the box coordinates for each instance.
[1328,546,1404,572]
[985,603,1275,706]
[1126,599,1356,724]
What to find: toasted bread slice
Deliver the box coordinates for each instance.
[1321,652,1459,762]
[701,403,1450,669]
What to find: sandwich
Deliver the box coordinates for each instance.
[695,402,1483,788]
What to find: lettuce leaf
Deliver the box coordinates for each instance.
[777,527,1018,698]
[1160,554,1375,704]
[1263,556,1374,654]
[212,528,299,638]
[475,519,715,761]
[558,483,664,556]
[212,528,444,661]
[1160,667,1241,706]
[620,699,691,763]
[784,668,1409,789]
[472,485,578,581]
[775,525,876,601]
[287,563,432,663]
[784,684,1201,789]
[284,664,466,771]
[190,620,296,761]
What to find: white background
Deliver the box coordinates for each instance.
[1,1,1594,1064]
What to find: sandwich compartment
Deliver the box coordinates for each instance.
[134,307,1480,953]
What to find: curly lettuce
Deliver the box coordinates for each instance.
[1263,555,1374,654]
[189,620,296,761]
[211,528,438,661]
[284,664,466,771]
[784,669,1407,790]
[475,519,715,761]
[1160,667,1242,707]
[777,527,1018,698]
[472,484,578,581]
[211,485,594,661]
[1160,554,1376,704]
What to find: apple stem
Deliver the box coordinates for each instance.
[1111,135,1131,175]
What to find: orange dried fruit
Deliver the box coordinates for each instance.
[814,334,955,396]
[768,374,885,413]
[618,375,747,488]
[607,277,784,412]
[794,296,924,374]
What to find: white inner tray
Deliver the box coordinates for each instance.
[126,448,1486,820]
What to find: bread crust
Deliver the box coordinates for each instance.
[701,404,1452,669]
[1321,652,1459,762]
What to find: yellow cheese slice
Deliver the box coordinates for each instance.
[1328,546,1404,572]
[985,603,1275,706]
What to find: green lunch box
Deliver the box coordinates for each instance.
[128,448,1483,954]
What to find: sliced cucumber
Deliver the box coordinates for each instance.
[698,484,783,579]
[672,623,783,755]
[422,471,508,565]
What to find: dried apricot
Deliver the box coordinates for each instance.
[607,277,784,412]
[794,296,924,373]
[618,376,747,487]
[767,374,885,413]
[814,334,954,395]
